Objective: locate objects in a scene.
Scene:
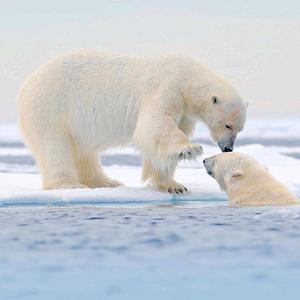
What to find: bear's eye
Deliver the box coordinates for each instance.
[225,125,232,130]
[211,96,219,104]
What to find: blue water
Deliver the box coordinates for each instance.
[1,204,300,299]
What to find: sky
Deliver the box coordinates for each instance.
[1,0,300,122]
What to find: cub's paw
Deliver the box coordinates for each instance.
[173,144,203,161]
[156,181,188,195]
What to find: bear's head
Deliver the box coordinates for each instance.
[184,82,247,152]
[203,152,265,191]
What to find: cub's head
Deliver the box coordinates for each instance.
[203,152,264,191]
[185,82,247,152]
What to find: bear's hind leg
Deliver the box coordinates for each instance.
[35,133,86,190]
[142,159,187,194]
[76,153,123,188]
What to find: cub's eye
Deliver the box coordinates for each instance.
[225,125,232,130]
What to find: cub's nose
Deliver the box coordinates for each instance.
[224,147,233,152]
[203,158,207,164]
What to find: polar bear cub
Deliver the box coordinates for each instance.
[203,152,299,207]
[18,51,247,193]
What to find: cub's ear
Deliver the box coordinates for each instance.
[231,169,243,178]
[211,96,220,104]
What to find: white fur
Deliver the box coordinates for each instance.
[204,152,299,206]
[18,51,247,193]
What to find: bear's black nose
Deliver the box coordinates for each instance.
[203,159,207,164]
[224,147,233,152]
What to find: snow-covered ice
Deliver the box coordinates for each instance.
[0,143,299,206]
[0,121,300,300]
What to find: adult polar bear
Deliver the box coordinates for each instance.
[18,51,247,194]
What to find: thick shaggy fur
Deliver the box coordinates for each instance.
[204,152,299,206]
[18,51,247,193]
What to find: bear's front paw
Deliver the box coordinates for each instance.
[174,144,203,161]
[156,181,188,195]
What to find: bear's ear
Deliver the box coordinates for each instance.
[211,96,220,104]
[231,169,243,178]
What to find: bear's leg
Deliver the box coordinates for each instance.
[134,106,202,163]
[36,134,87,190]
[142,159,187,194]
[134,110,201,194]
[76,153,123,188]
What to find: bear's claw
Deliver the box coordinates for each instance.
[168,186,188,195]
[156,181,188,195]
